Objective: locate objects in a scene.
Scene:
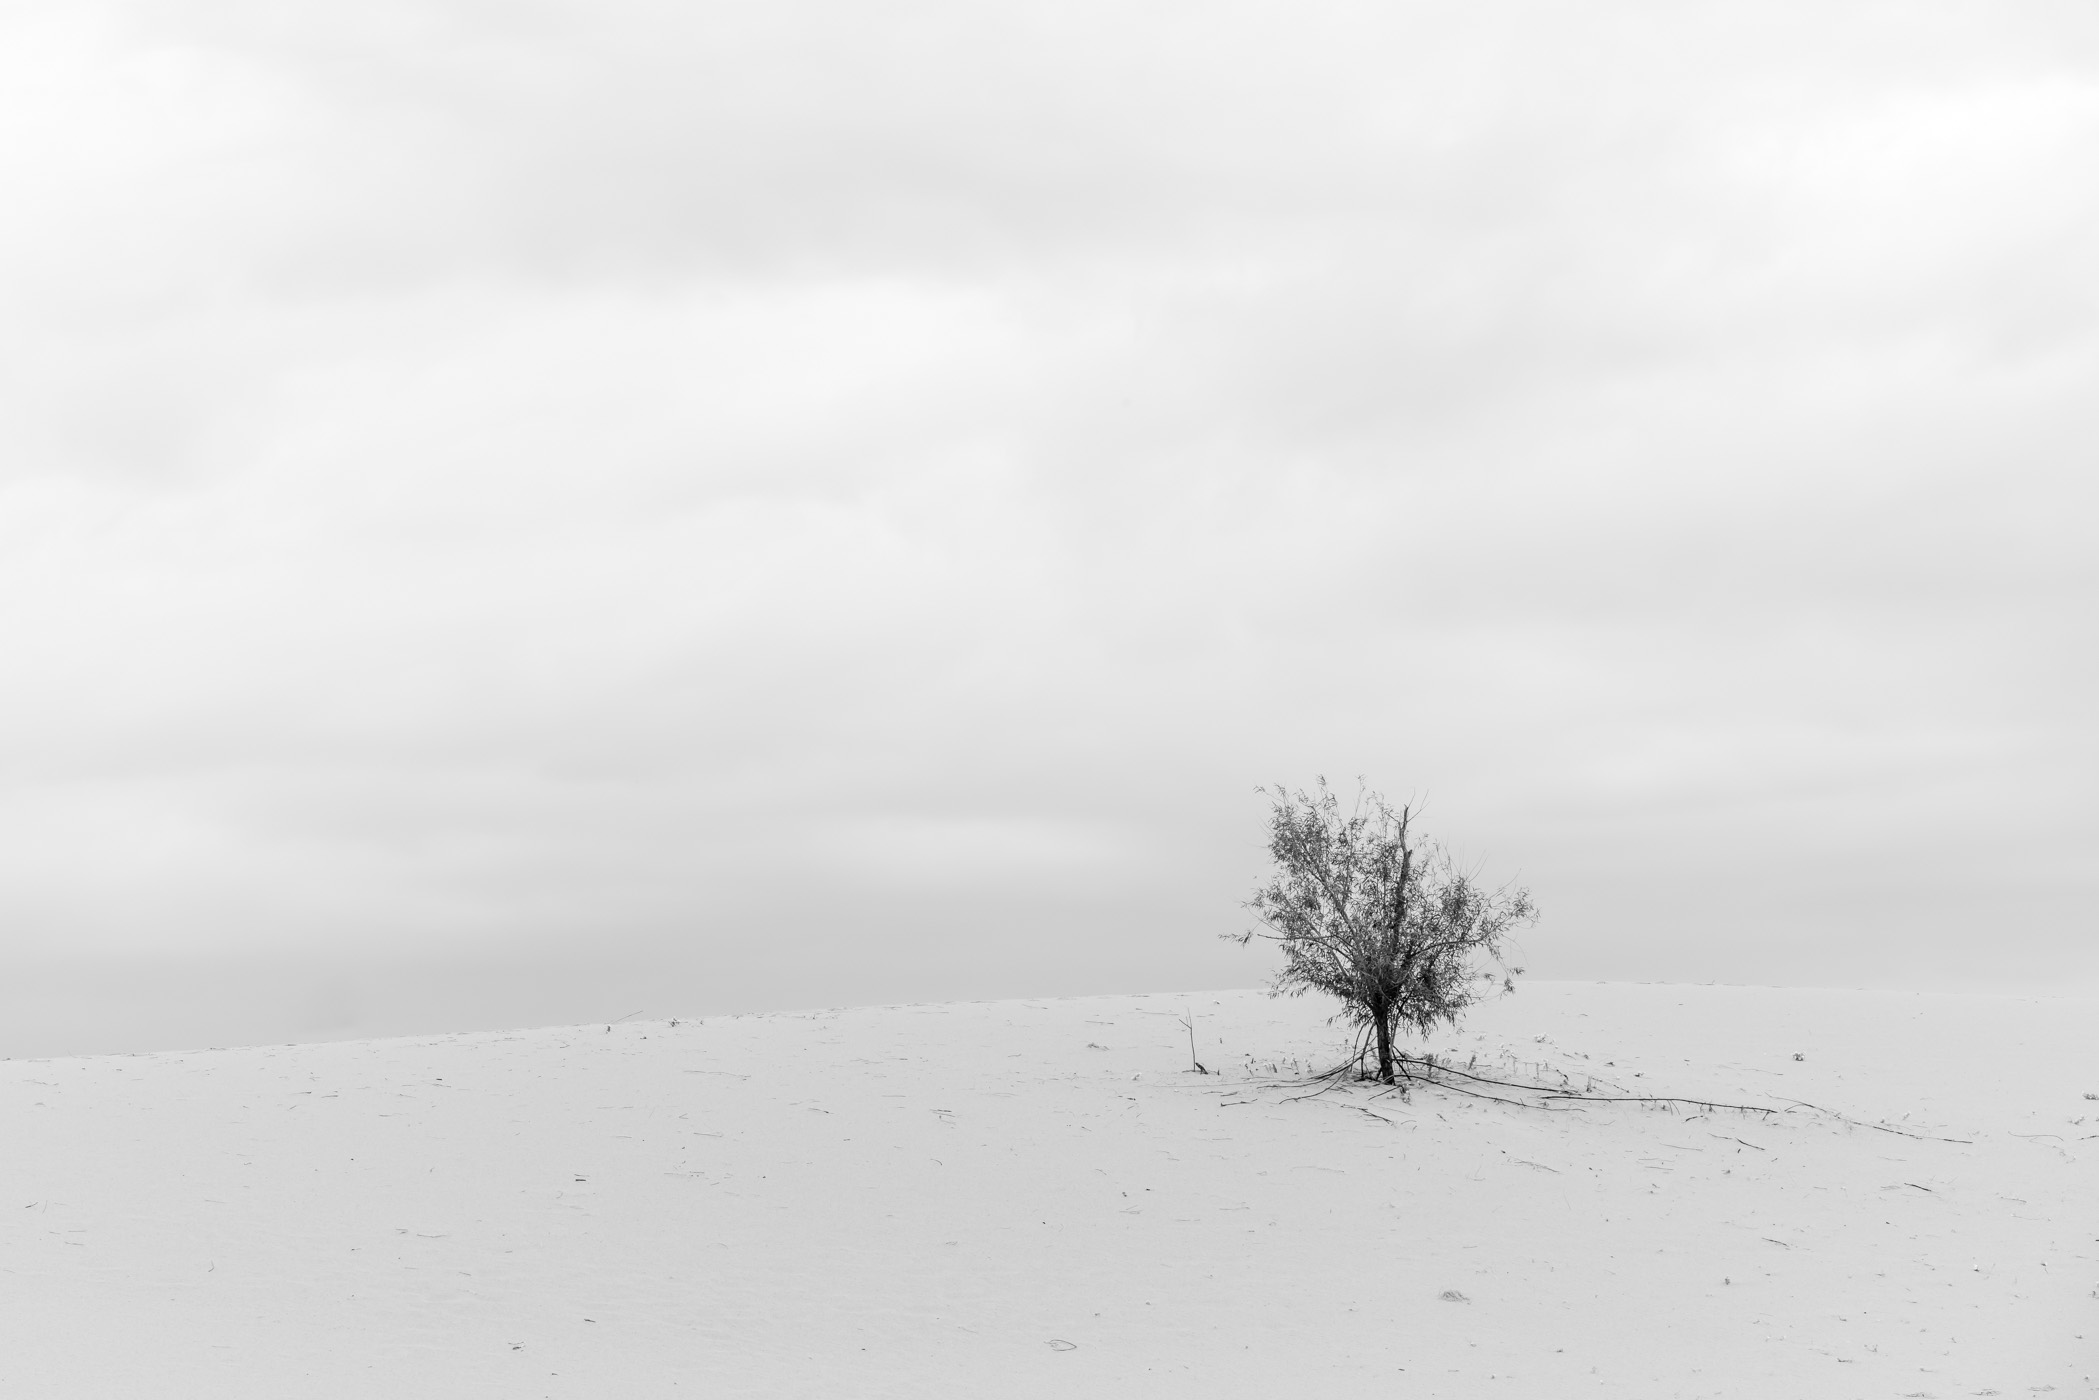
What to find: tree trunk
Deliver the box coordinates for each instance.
[1375,808,1412,1087]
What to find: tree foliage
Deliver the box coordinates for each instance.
[1231,778,1537,1084]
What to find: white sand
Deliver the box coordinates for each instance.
[2,981,2092,1397]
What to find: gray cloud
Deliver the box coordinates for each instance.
[0,0,2092,1002]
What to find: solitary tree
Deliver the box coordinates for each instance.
[1231,779,1537,1085]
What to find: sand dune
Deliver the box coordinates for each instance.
[2,982,2092,1397]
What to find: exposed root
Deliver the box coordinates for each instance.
[1250,1048,1942,1136]
[1773,1097,1972,1144]
[1374,1053,1781,1116]
[1537,1092,1777,1114]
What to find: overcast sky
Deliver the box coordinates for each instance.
[2,0,2093,1017]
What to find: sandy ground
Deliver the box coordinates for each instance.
[1,981,2092,1398]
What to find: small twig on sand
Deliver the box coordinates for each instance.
[1177,1009,1210,1075]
